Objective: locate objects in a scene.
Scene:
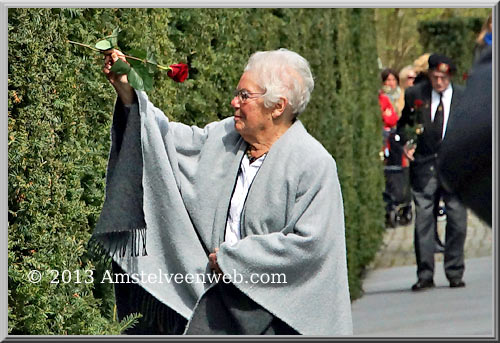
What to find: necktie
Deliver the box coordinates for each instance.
[434,93,444,143]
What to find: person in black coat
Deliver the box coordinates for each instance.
[397,54,467,291]
[437,46,492,226]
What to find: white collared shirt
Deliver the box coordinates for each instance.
[431,83,453,139]
[224,153,266,245]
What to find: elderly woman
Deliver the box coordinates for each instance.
[92,48,352,335]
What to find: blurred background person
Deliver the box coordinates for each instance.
[380,68,403,118]
[379,68,412,228]
[378,68,400,142]
[474,14,492,63]
[399,65,417,89]
[412,53,431,86]
[396,65,417,120]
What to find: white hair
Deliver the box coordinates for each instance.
[243,48,314,116]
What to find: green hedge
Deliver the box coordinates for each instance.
[8,8,385,334]
[418,16,484,84]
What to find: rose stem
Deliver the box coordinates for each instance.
[67,40,170,70]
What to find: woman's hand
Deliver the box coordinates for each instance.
[403,144,416,162]
[383,108,393,117]
[102,49,135,105]
[208,248,222,275]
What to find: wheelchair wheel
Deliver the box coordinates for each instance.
[398,205,413,226]
[385,210,398,228]
[405,210,413,223]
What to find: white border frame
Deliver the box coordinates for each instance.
[2,2,498,341]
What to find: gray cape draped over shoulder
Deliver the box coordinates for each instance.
[92,90,353,335]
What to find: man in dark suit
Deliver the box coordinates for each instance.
[397,54,467,291]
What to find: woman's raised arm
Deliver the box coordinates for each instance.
[102,49,136,105]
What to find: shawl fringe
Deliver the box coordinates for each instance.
[111,261,187,335]
[88,228,148,259]
[130,281,186,334]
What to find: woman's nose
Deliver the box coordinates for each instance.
[231,96,240,109]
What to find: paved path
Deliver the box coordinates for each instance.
[351,210,495,337]
[368,209,492,269]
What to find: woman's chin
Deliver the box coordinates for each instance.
[234,119,245,132]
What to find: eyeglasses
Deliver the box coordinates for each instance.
[233,89,265,103]
[407,76,416,79]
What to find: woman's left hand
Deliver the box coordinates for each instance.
[209,248,222,274]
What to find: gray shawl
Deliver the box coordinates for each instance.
[92,90,353,335]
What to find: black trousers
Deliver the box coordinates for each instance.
[412,172,467,282]
[111,261,298,335]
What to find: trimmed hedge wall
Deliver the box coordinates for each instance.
[418,16,484,84]
[8,8,385,334]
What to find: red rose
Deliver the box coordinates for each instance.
[414,99,423,108]
[167,63,189,82]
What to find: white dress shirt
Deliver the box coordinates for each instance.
[224,153,266,245]
[431,83,453,139]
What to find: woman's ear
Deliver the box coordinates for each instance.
[272,97,288,119]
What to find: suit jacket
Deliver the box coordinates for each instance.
[437,47,492,225]
[396,79,464,191]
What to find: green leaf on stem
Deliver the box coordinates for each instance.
[128,59,143,69]
[128,63,153,92]
[95,39,113,51]
[128,68,143,91]
[110,59,131,74]
[110,27,120,47]
[146,48,157,73]
[128,49,147,61]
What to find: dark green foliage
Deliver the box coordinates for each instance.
[418,17,484,83]
[9,8,384,334]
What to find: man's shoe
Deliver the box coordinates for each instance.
[411,279,435,291]
[449,279,466,288]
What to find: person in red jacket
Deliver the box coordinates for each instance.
[379,91,399,132]
[378,68,400,140]
[379,68,412,228]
